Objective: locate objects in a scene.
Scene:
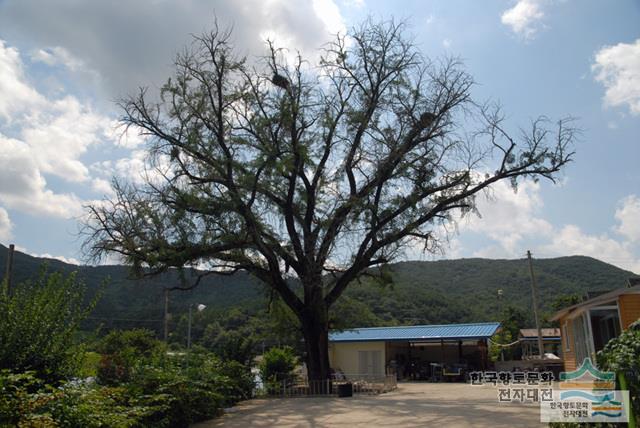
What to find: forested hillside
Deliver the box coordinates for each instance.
[1,244,636,335]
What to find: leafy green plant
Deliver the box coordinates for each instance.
[597,319,640,419]
[127,350,252,427]
[259,346,297,393]
[96,329,166,385]
[0,369,157,428]
[0,268,100,383]
[0,359,244,428]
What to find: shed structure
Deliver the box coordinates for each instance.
[329,322,500,380]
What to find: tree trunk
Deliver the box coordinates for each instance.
[299,294,331,383]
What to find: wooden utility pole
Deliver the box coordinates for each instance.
[163,288,170,342]
[4,244,15,296]
[527,250,545,359]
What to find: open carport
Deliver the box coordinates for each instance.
[328,322,499,381]
[193,382,546,428]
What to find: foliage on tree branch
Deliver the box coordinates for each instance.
[83,18,576,380]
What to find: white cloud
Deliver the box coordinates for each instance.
[501,0,545,40]
[312,0,347,36]
[0,39,121,217]
[91,178,115,197]
[540,224,640,274]
[37,253,81,265]
[0,134,83,217]
[114,150,149,184]
[417,179,640,273]
[16,245,81,265]
[0,207,12,241]
[442,39,452,49]
[0,0,350,97]
[341,0,365,8]
[30,46,85,72]
[592,39,640,115]
[614,195,640,242]
[21,96,115,182]
[403,179,552,260]
[462,180,553,255]
[0,40,44,120]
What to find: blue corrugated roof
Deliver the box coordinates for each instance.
[329,322,500,342]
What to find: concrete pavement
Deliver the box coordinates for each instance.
[193,382,547,427]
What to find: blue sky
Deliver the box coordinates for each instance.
[0,0,638,273]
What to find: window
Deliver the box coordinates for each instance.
[358,350,383,376]
[563,322,570,352]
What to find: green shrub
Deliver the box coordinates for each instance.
[597,319,640,418]
[132,367,224,427]
[259,346,297,392]
[0,269,100,383]
[1,350,253,427]
[78,352,101,378]
[206,328,256,366]
[130,349,253,424]
[96,329,165,385]
[1,369,195,428]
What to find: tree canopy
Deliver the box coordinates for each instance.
[84,19,576,380]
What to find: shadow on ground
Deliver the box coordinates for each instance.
[193,382,546,428]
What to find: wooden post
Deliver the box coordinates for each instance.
[4,244,15,296]
[479,339,488,370]
[527,250,545,360]
[408,342,412,380]
[163,288,169,342]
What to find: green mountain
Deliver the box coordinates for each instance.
[1,244,637,333]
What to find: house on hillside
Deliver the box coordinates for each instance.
[518,328,562,359]
[328,322,499,381]
[551,281,640,372]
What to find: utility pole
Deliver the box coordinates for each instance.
[163,288,170,342]
[187,304,193,350]
[4,244,15,296]
[527,250,545,360]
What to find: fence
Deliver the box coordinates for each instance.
[262,373,397,398]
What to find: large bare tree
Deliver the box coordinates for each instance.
[84,20,576,381]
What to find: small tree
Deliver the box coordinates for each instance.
[96,328,165,385]
[259,346,297,391]
[84,19,576,381]
[0,269,99,382]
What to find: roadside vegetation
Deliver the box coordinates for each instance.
[0,269,254,427]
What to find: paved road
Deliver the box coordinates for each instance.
[193,382,547,427]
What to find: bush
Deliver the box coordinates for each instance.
[96,329,166,385]
[259,346,297,392]
[597,319,640,418]
[0,351,253,428]
[206,328,256,366]
[0,370,161,427]
[0,269,99,383]
[129,365,224,427]
[126,349,253,427]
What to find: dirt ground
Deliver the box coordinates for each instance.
[193,382,548,427]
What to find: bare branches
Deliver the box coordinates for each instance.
[83,19,576,318]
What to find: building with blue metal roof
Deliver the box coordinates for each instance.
[329,322,500,343]
[328,322,501,381]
